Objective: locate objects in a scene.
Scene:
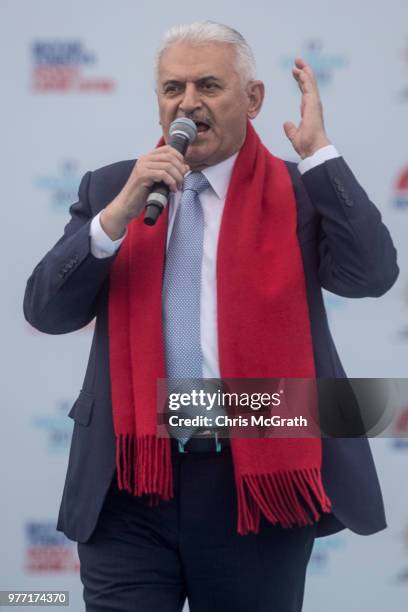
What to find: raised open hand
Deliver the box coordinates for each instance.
[283,57,331,159]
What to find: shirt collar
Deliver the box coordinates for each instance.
[194,152,239,200]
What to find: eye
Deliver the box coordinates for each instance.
[163,83,182,96]
[202,82,219,91]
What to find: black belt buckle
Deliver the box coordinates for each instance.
[178,432,222,453]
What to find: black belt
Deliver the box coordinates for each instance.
[171,435,231,454]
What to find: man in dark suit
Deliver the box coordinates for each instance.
[24,21,398,612]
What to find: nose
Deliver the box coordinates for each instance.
[178,83,202,115]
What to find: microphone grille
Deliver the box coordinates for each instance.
[169,117,197,143]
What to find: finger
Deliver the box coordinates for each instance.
[283,121,297,142]
[294,56,315,80]
[294,56,308,69]
[294,57,316,77]
[146,162,186,190]
[148,164,185,190]
[151,145,185,163]
[293,58,319,91]
[298,67,318,94]
[303,64,318,86]
[146,169,180,193]
[147,158,190,185]
[146,151,187,177]
[145,149,186,169]
[292,67,304,94]
[292,67,315,95]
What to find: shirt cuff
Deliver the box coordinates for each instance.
[297,145,340,175]
[89,211,127,259]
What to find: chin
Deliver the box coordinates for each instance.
[185,151,211,169]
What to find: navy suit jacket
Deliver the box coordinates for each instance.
[23,155,399,542]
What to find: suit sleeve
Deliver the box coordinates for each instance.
[300,157,399,297]
[23,170,119,334]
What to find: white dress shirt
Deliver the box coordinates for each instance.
[89,144,339,378]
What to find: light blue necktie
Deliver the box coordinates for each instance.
[162,172,210,444]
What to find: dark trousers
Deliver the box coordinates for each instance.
[77,444,317,612]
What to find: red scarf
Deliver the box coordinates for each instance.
[108,122,332,534]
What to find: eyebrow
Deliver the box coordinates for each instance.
[162,75,223,88]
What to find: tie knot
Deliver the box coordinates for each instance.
[183,171,210,195]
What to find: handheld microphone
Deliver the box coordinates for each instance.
[144,117,197,226]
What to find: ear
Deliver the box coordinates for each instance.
[246,80,265,119]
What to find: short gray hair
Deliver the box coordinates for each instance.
[155,21,256,85]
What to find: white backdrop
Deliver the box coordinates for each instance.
[1,0,408,610]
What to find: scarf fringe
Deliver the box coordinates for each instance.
[116,434,173,501]
[236,467,332,535]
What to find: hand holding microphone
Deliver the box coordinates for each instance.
[144,117,197,225]
[99,118,197,239]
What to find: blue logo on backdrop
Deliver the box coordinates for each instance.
[307,534,345,575]
[31,40,115,92]
[281,40,347,88]
[32,40,96,65]
[34,160,81,213]
[32,399,74,452]
[24,522,79,573]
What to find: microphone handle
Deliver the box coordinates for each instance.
[144,181,170,226]
[144,134,189,226]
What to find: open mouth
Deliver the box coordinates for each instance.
[193,120,211,134]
